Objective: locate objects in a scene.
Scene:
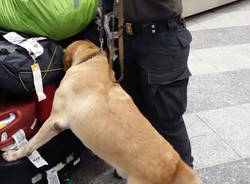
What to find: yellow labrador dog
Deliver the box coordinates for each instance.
[2,40,201,184]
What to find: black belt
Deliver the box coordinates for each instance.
[124,17,186,36]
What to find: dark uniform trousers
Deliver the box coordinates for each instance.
[120,19,194,168]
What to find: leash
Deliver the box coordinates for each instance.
[117,0,124,83]
[98,0,124,83]
[98,6,105,51]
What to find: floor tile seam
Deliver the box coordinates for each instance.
[185,113,215,138]
[195,156,250,170]
[186,101,250,115]
[195,113,243,158]
[187,23,250,32]
[189,132,215,140]
[189,24,250,34]
[190,70,250,77]
[188,51,216,73]
[191,42,250,51]
[190,42,250,52]
[195,159,240,170]
[188,68,250,83]
[186,21,207,31]
[187,12,250,30]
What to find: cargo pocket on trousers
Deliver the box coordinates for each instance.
[176,29,192,48]
[147,70,190,120]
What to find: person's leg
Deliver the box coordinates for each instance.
[138,67,193,167]
[135,26,194,167]
[120,34,142,109]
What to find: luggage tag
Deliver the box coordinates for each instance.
[21,37,47,102]
[0,112,16,130]
[12,129,48,168]
[31,63,47,102]
[28,149,49,168]
[12,129,28,148]
[46,166,61,184]
[2,32,26,44]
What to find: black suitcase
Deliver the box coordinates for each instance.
[0,130,84,184]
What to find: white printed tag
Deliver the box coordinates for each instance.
[20,38,44,59]
[46,167,61,184]
[12,129,48,168]
[28,150,48,168]
[12,129,28,149]
[3,32,45,58]
[3,32,26,44]
[31,63,47,102]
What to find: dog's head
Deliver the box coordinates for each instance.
[63,40,100,71]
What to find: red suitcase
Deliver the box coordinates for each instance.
[0,94,39,151]
[0,88,84,184]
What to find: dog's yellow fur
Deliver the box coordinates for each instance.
[3,40,201,184]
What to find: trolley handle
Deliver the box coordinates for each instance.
[0,113,16,129]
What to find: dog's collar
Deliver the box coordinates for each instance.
[86,49,104,62]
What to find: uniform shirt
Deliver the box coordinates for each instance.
[123,0,183,23]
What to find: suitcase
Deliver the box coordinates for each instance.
[0,94,39,151]
[1,83,58,150]
[0,91,84,184]
[0,30,64,96]
[0,130,83,184]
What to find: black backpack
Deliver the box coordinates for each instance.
[0,30,64,95]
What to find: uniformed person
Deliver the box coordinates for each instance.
[121,0,194,168]
[84,0,193,169]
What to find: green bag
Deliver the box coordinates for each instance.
[0,0,98,41]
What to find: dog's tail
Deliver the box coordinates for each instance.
[172,159,202,184]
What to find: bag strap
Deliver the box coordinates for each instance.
[109,0,124,83]
[117,0,124,83]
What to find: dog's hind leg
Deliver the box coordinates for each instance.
[2,117,67,161]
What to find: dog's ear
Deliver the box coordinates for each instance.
[63,51,72,72]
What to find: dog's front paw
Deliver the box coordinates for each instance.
[2,150,21,162]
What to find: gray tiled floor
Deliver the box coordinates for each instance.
[191,26,250,49]
[189,45,250,75]
[187,69,250,113]
[190,134,241,169]
[197,158,250,184]
[198,104,250,158]
[184,113,213,138]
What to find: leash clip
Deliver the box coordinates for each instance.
[99,37,104,51]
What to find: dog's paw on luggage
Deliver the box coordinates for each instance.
[2,150,20,161]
